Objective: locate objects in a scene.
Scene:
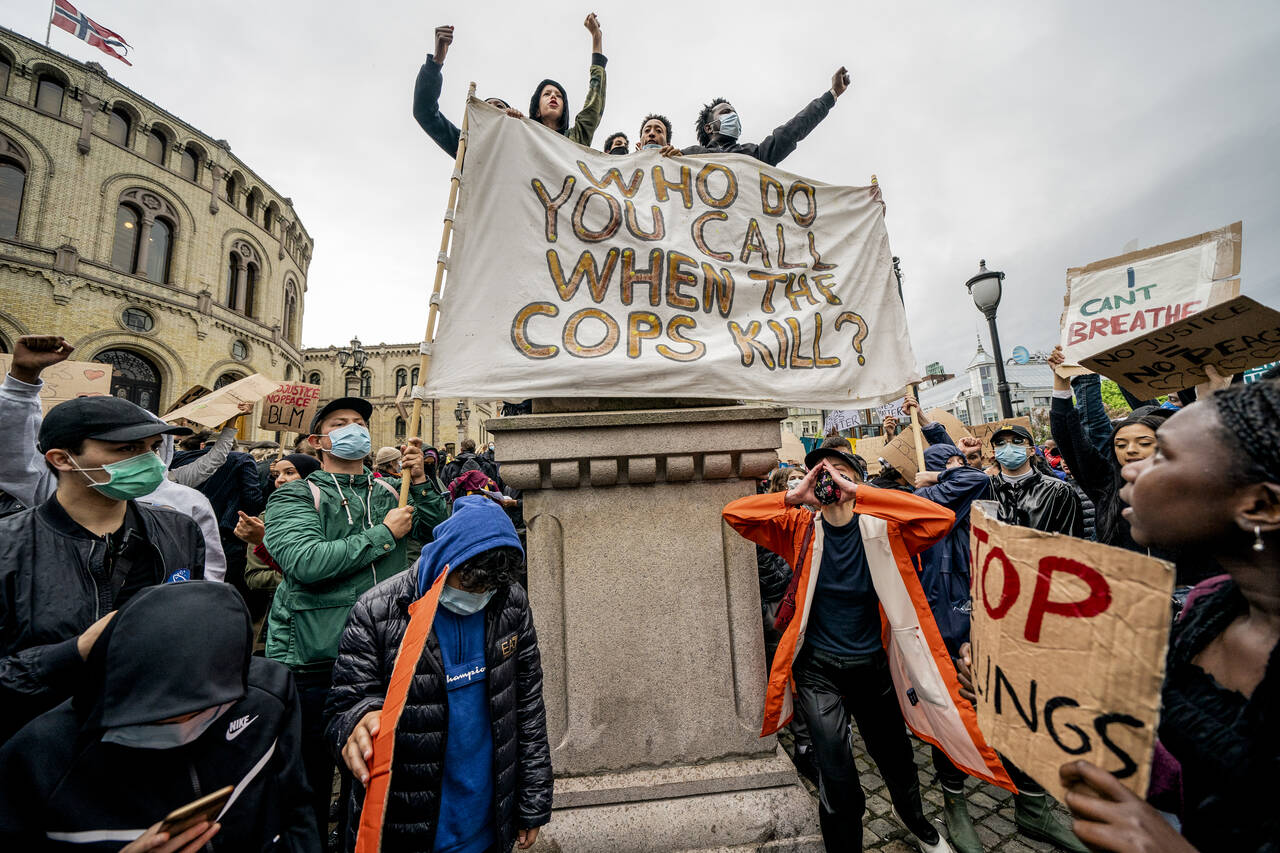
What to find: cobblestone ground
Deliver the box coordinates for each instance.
[781,728,1077,853]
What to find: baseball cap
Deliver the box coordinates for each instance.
[37,396,192,453]
[804,446,868,480]
[989,423,1034,446]
[309,396,374,434]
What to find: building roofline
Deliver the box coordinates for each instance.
[0,24,311,242]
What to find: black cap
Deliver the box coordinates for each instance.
[804,446,868,480]
[989,423,1034,446]
[309,396,373,434]
[38,396,192,453]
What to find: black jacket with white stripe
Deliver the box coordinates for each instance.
[0,583,317,851]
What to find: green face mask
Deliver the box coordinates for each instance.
[69,450,167,501]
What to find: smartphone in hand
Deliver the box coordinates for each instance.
[158,786,233,837]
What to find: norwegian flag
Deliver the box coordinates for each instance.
[50,0,132,66]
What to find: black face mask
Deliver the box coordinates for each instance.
[608,145,628,156]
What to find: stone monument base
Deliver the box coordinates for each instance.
[536,748,821,852]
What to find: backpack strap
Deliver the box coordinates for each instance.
[308,480,321,512]
[376,478,400,500]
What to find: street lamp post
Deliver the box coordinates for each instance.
[334,336,369,397]
[964,260,1013,420]
[454,399,469,444]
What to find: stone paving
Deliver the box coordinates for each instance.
[782,728,1077,853]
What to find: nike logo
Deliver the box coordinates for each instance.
[225,714,259,741]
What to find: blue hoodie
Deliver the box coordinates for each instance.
[914,435,991,656]
[415,497,523,853]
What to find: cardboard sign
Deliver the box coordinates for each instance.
[164,384,212,416]
[1082,296,1280,397]
[854,434,886,474]
[394,384,412,421]
[1059,222,1242,365]
[968,504,1173,801]
[0,354,113,413]
[163,374,281,428]
[824,409,864,433]
[866,409,973,481]
[258,382,322,433]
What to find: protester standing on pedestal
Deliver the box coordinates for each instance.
[527,13,608,147]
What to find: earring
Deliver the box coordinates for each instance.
[1254,526,1266,553]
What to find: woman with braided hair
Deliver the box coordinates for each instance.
[1058,378,1280,853]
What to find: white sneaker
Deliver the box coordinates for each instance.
[892,810,956,853]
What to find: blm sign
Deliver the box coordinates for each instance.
[258,382,322,433]
[968,504,1173,800]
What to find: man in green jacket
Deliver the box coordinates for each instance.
[527,12,607,147]
[263,396,447,846]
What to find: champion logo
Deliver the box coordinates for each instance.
[225,714,259,741]
[446,665,484,685]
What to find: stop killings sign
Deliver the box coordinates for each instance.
[968,503,1174,801]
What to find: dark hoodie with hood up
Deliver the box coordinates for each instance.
[528,51,608,147]
[0,582,316,851]
[913,437,991,655]
[325,497,552,853]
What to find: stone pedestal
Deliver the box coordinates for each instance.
[488,407,821,852]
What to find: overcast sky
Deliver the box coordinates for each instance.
[12,1,1279,377]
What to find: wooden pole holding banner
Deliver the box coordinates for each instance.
[399,82,477,508]
[878,194,928,480]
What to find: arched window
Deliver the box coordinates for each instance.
[359,370,372,396]
[35,75,64,116]
[244,263,258,318]
[307,371,322,385]
[224,174,238,204]
[283,284,298,344]
[0,57,10,97]
[215,371,244,389]
[263,203,277,233]
[111,204,141,272]
[0,157,25,240]
[225,251,240,307]
[410,367,419,387]
[107,108,131,146]
[178,145,199,181]
[395,417,407,439]
[145,129,167,165]
[144,218,172,283]
[284,364,293,380]
[395,368,408,391]
[245,188,262,222]
[94,348,162,413]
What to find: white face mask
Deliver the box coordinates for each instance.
[787,478,804,489]
[102,702,233,750]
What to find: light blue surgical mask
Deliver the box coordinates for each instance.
[994,444,1028,471]
[642,142,662,150]
[440,584,496,616]
[102,702,233,750]
[327,423,371,461]
[715,111,741,140]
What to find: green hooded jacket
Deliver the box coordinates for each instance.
[263,469,448,672]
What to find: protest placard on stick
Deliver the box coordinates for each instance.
[258,382,322,433]
[1082,295,1280,397]
[1059,222,1241,367]
[968,503,1174,801]
[971,417,1033,448]
[0,354,112,413]
[164,384,212,416]
[163,374,280,428]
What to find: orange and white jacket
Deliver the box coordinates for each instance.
[723,487,1014,791]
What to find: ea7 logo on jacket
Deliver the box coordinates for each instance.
[501,634,518,658]
[226,714,258,741]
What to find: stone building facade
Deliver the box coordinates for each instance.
[301,341,496,457]
[0,26,311,441]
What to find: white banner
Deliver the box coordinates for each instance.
[425,100,919,407]
[1059,222,1242,365]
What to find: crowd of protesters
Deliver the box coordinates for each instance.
[0,13,1274,853]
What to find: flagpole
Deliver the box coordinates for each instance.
[45,0,55,46]
[399,81,476,508]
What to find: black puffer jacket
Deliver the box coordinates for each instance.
[0,497,205,743]
[324,570,552,852]
[987,471,1083,537]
